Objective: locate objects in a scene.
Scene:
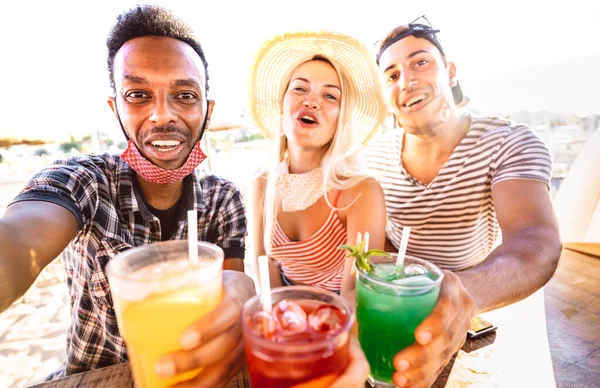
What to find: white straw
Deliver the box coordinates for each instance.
[395,227,411,267]
[349,257,357,276]
[258,255,272,312]
[187,210,199,265]
[351,232,363,276]
[363,232,370,253]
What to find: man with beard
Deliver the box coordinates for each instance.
[0,5,254,387]
[366,17,562,387]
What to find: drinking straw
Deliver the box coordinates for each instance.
[258,255,272,313]
[363,232,370,252]
[395,226,411,267]
[350,232,363,276]
[187,210,199,265]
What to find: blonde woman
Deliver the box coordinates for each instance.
[248,31,388,296]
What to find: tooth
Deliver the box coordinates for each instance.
[152,140,180,146]
[405,95,425,107]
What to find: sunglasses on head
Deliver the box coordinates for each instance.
[375,15,444,64]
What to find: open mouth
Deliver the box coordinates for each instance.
[300,115,317,125]
[150,140,182,152]
[403,95,426,108]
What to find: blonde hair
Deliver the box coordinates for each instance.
[261,56,371,253]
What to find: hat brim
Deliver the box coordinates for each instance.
[248,31,388,152]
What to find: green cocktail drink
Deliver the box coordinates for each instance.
[356,254,443,387]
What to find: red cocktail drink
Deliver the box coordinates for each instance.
[242,286,353,388]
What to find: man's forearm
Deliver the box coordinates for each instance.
[457,226,562,313]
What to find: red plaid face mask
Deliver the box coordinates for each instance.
[121,140,206,184]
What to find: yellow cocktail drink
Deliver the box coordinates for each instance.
[107,241,223,388]
[116,274,222,387]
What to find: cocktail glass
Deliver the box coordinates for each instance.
[242,285,353,388]
[356,254,443,387]
[106,240,223,388]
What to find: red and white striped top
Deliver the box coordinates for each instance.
[270,192,347,291]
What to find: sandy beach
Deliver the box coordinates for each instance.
[0,258,68,387]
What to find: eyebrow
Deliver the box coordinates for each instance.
[407,49,430,59]
[382,49,431,74]
[171,79,202,89]
[121,75,201,89]
[292,77,341,92]
[122,75,148,84]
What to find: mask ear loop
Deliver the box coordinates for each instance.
[112,97,130,140]
[199,99,212,171]
[197,99,210,143]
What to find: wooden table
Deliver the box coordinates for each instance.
[544,247,600,388]
[29,364,251,388]
[28,297,550,388]
[31,248,599,388]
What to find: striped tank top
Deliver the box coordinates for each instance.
[270,191,347,291]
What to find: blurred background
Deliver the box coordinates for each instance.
[0,0,598,386]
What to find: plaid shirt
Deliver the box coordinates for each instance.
[11,153,247,379]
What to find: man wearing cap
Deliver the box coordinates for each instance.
[0,5,254,386]
[366,17,562,387]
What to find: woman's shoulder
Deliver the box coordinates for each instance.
[337,176,383,209]
[353,176,382,191]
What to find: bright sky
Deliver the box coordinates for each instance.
[1,0,599,141]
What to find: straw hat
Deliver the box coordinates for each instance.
[248,31,388,154]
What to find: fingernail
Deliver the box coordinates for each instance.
[395,375,408,387]
[180,329,200,349]
[155,359,175,377]
[418,331,432,344]
[397,359,410,372]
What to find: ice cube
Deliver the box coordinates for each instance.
[308,304,347,334]
[248,310,277,338]
[272,300,307,332]
[273,330,326,344]
[391,274,435,287]
[372,264,403,281]
[404,263,428,277]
